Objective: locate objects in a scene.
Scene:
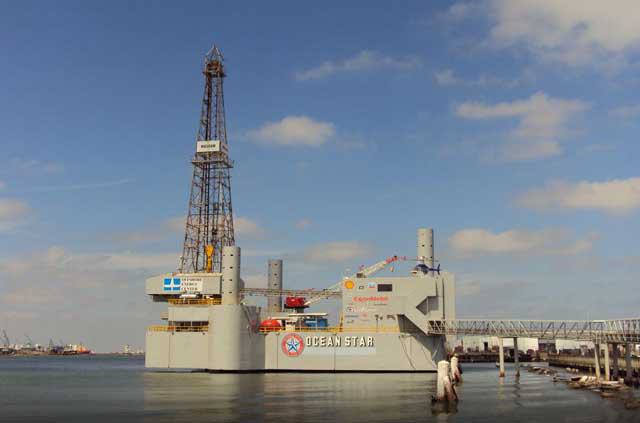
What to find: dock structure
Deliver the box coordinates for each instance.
[427,319,640,378]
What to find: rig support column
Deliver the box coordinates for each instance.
[604,343,611,381]
[498,338,505,378]
[594,343,601,382]
[625,343,633,385]
[417,228,434,267]
[222,246,241,305]
[267,259,283,313]
[513,338,520,378]
[612,343,620,381]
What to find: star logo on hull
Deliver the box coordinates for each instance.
[281,333,305,357]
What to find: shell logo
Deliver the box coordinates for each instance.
[281,333,304,357]
[344,280,355,290]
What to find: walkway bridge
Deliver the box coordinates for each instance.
[426,318,640,344]
[427,318,640,382]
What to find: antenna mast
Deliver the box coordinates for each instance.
[179,45,235,273]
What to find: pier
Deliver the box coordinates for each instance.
[428,319,640,381]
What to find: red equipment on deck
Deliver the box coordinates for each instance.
[284,296,308,310]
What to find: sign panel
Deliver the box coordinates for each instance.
[181,277,203,293]
[162,277,203,293]
[196,140,228,154]
[280,333,376,357]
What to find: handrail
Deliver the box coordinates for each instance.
[168,298,221,305]
[148,325,209,332]
[259,326,405,333]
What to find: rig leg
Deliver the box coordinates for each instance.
[513,338,520,378]
[498,338,505,378]
[604,344,611,381]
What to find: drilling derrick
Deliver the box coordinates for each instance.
[179,45,234,274]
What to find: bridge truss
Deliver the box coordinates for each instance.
[426,319,640,343]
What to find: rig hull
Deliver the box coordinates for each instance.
[146,326,446,372]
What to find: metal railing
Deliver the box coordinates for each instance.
[148,325,209,332]
[241,287,341,299]
[425,319,640,343]
[168,298,221,305]
[259,326,405,334]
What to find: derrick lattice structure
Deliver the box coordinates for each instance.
[180,45,234,274]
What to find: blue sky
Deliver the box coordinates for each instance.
[2,1,640,351]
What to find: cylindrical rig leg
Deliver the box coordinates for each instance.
[222,246,241,305]
[417,228,434,267]
[612,343,620,381]
[594,343,601,382]
[513,338,520,378]
[498,338,505,378]
[603,344,611,381]
[625,343,633,385]
[267,259,283,313]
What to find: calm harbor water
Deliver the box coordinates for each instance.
[0,355,638,422]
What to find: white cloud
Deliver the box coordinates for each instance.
[246,116,335,147]
[518,178,640,215]
[445,2,482,21]
[295,50,421,81]
[434,69,458,86]
[434,68,520,87]
[456,92,589,160]
[235,216,265,238]
[610,104,640,119]
[29,179,130,193]
[302,241,374,263]
[449,228,596,257]
[0,198,31,232]
[241,274,267,289]
[294,218,312,230]
[94,252,179,271]
[164,216,184,232]
[108,215,263,245]
[0,246,176,352]
[10,158,64,174]
[488,0,640,68]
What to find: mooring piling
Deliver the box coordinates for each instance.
[498,338,505,378]
[513,337,520,378]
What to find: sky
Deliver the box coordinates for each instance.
[2,1,640,352]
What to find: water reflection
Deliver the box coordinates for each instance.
[143,371,439,422]
[139,363,638,422]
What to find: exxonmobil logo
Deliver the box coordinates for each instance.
[353,296,389,302]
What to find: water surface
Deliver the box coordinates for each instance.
[0,356,637,422]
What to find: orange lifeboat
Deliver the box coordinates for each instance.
[259,319,282,332]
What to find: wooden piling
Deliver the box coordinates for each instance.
[612,343,620,381]
[604,343,611,381]
[625,343,633,385]
[451,356,462,383]
[513,337,520,378]
[437,360,450,401]
[498,338,505,378]
[594,343,601,382]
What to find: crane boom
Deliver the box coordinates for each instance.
[304,255,406,306]
[1,330,9,347]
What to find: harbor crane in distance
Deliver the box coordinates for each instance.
[2,330,10,347]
